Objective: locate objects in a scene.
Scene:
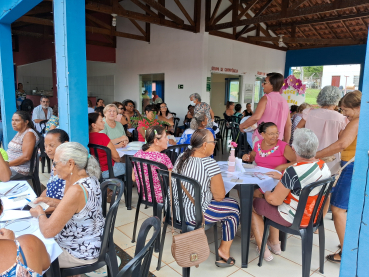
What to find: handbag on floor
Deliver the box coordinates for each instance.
[168,171,210,268]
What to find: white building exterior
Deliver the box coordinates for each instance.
[321,64,361,90]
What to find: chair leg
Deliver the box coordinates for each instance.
[47,156,51,173]
[213,224,219,261]
[318,224,325,274]
[221,138,223,154]
[131,198,141,243]
[108,237,119,277]
[182,267,190,277]
[300,228,314,277]
[258,220,270,267]
[154,205,163,253]
[156,222,168,271]
[41,157,45,173]
[279,231,287,251]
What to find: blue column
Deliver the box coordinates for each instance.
[0,23,16,148]
[340,35,369,275]
[53,0,88,147]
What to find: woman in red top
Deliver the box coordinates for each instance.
[137,105,160,142]
[88,113,125,178]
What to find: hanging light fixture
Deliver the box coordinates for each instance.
[278,34,284,47]
[111,14,117,27]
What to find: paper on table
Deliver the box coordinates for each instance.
[1,183,37,211]
[0,210,31,222]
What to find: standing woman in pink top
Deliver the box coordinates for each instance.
[296,86,348,175]
[239,73,291,147]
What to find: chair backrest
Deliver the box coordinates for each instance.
[129,157,168,207]
[214,116,221,121]
[290,177,335,231]
[88,143,113,180]
[215,118,225,137]
[116,217,160,277]
[161,144,189,165]
[98,179,124,262]
[235,132,251,158]
[132,129,139,141]
[230,122,240,142]
[157,169,204,233]
[171,112,177,117]
[173,117,180,135]
[39,120,48,135]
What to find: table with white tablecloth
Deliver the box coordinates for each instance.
[217,161,279,268]
[0,181,62,273]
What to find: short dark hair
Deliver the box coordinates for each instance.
[257,121,277,134]
[187,105,192,110]
[145,104,157,113]
[290,105,298,113]
[96,98,103,105]
[226,101,234,109]
[47,129,69,143]
[95,106,104,117]
[123,100,135,111]
[40,95,49,101]
[267,72,284,91]
[235,104,242,112]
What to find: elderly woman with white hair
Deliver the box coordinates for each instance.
[177,112,215,145]
[251,128,331,262]
[102,104,129,149]
[29,142,105,268]
[189,93,214,128]
[296,86,348,174]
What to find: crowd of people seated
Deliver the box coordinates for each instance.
[0,71,362,274]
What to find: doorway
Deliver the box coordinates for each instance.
[210,73,241,117]
[139,73,164,112]
[331,76,341,87]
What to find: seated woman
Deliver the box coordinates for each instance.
[123,100,141,124]
[89,112,126,179]
[172,129,240,267]
[0,201,50,276]
[8,111,39,179]
[178,112,215,145]
[242,122,296,172]
[29,142,104,269]
[45,106,59,132]
[157,102,173,120]
[251,128,331,261]
[133,126,173,203]
[35,129,69,211]
[176,105,194,136]
[113,101,129,129]
[223,101,235,127]
[101,104,129,149]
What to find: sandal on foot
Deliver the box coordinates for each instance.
[267,240,281,255]
[327,251,341,263]
[215,256,236,267]
[256,246,273,262]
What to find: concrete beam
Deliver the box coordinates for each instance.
[0,24,17,148]
[0,0,43,24]
[53,0,89,147]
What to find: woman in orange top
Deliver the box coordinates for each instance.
[315,90,361,263]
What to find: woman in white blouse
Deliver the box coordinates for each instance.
[30,142,104,268]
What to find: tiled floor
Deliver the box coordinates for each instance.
[38,156,342,277]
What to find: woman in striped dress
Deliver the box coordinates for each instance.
[172,129,240,267]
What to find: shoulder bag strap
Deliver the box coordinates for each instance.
[333,156,355,187]
[180,182,205,227]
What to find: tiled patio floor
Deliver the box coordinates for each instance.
[38,162,342,277]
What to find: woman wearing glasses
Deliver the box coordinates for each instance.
[242,122,295,173]
[239,73,291,148]
[123,100,141,124]
[172,129,240,267]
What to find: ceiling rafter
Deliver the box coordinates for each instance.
[130,0,158,17]
[247,36,362,45]
[290,0,309,10]
[140,0,184,25]
[174,0,195,26]
[236,0,274,40]
[209,0,223,25]
[210,0,369,31]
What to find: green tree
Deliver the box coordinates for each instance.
[303,66,323,78]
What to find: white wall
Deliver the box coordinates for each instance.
[101,1,286,121]
[17,59,53,93]
[321,64,361,89]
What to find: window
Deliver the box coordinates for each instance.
[353,75,359,87]
[225,78,240,104]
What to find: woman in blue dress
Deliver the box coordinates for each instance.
[178,112,215,145]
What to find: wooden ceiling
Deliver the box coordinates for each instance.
[10,0,369,51]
